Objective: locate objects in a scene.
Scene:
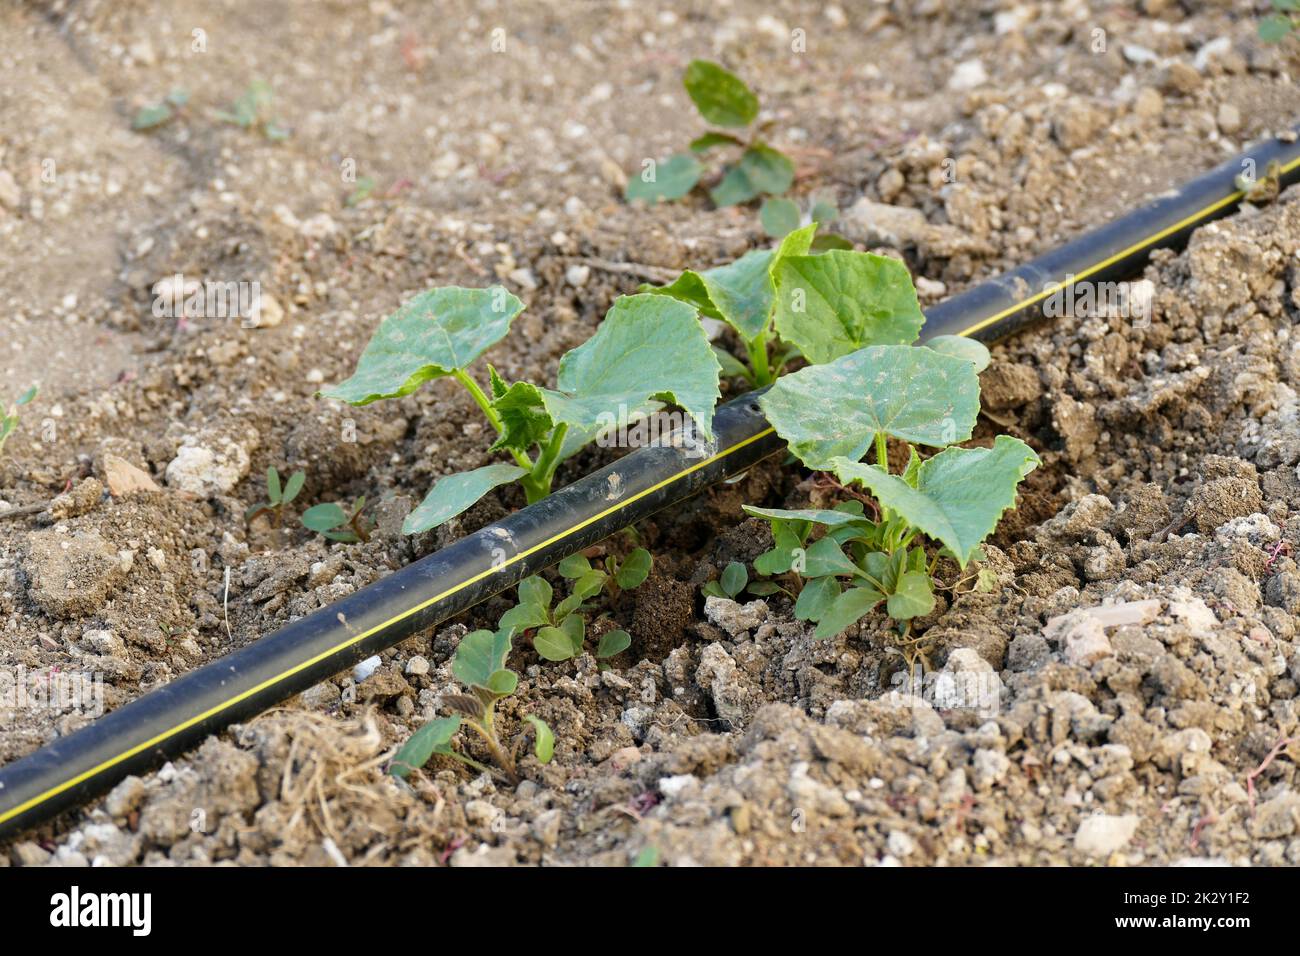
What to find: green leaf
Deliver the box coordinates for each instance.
[320,286,525,405]
[500,602,550,634]
[772,251,925,364]
[534,626,576,661]
[560,613,585,653]
[701,581,727,599]
[720,561,748,597]
[683,60,759,128]
[570,570,607,601]
[712,345,751,379]
[743,504,870,528]
[453,629,513,686]
[15,387,37,407]
[746,581,784,596]
[596,629,632,659]
[1259,13,1294,41]
[925,335,991,373]
[689,131,744,153]
[518,575,553,612]
[760,197,802,238]
[710,145,794,207]
[132,103,174,130]
[540,294,721,443]
[794,575,841,622]
[810,196,838,225]
[558,554,592,578]
[301,502,347,533]
[524,715,554,763]
[625,153,702,203]
[813,586,884,639]
[489,380,553,455]
[642,224,817,342]
[485,668,518,696]
[390,716,461,778]
[615,548,652,589]
[281,470,306,503]
[265,466,282,504]
[803,536,859,578]
[831,435,1041,567]
[886,570,935,620]
[759,344,982,469]
[402,461,529,533]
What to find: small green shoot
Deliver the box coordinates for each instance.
[760,193,851,248]
[558,547,653,595]
[389,628,552,784]
[703,561,747,599]
[213,80,290,140]
[245,466,306,528]
[301,496,371,543]
[499,574,631,663]
[131,89,189,131]
[626,60,795,208]
[0,386,37,458]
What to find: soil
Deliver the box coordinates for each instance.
[2,0,1300,867]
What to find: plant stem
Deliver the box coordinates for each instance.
[875,432,888,471]
[746,334,772,386]
[453,368,536,472]
[526,423,569,501]
[463,718,518,783]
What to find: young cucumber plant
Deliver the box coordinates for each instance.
[301,496,371,543]
[321,287,721,534]
[747,337,1039,641]
[245,466,306,528]
[389,628,552,784]
[626,59,795,208]
[0,386,37,459]
[498,573,633,663]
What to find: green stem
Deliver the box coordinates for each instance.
[520,424,569,504]
[875,432,888,471]
[746,334,772,386]
[453,368,535,472]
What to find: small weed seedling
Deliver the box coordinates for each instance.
[499,574,631,663]
[389,628,552,784]
[245,466,306,528]
[759,194,853,248]
[301,496,371,543]
[213,80,290,140]
[0,386,37,459]
[626,59,795,208]
[322,287,722,533]
[132,89,190,131]
[701,559,784,601]
[1260,0,1299,41]
[558,546,652,596]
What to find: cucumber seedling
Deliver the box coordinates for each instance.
[0,386,37,459]
[131,89,190,131]
[626,59,795,208]
[245,466,306,528]
[213,79,290,140]
[558,547,652,596]
[389,628,552,784]
[733,249,1038,654]
[321,287,722,533]
[1260,1,1300,42]
[499,574,632,663]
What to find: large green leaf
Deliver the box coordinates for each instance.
[452,628,514,687]
[772,251,925,364]
[642,225,816,341]
[403,461,528,534]
[759,345,981,469]
[813,586,884,639]
[321,286,524,405]
[710,144,795,207]
[831,435,1040,567]
[742,504,868,528]
[683,60,759,128]
[540,294,721,442]
[625,153,702,203]
[389,716,461,778]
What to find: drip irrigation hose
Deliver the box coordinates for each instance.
[2,129,1299,842]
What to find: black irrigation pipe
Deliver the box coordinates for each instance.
[2,130,1299,843]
